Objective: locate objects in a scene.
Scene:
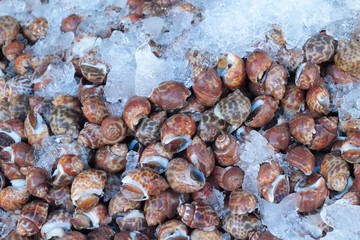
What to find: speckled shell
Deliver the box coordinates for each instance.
[177,202,219,230]
[23,17,48,42]
[295,61,320,90]
[156,220,188,240]
[2,142,35,171]
[214,89,251,131]
[9,94,30,121]
[0,16,20,44]
[61,14,82,32]
[144,189,180,226]
[262,174,290,203]
[289,114,316,146]
[24,110,50,146]
[306,85,330,115]
[190,229,222,240]
[303,33,336,64]
[257,161,283,193]
[71,203,111,230]
[0,185,30,211]
[334,38,360,78]
[320,153,350,192]
[41,209,72,239]
[80,58,109,84]
[26,167,50,201]
[263,122,291,152]
[13,53,32,76]
[100,116,127,145]
[136,111,167,146]
[115,210,148,232]
[87,226,116,239]
[50,186,74,213]
[95,143,127,173]
[326,64,357,84]
[165,158,205,193]
[16,201,49,236]
[246,95,278,128]
[121,168,169,201]
[229,189,257,215]
[310,116,338,150]
[246,49,272,84]
[108,191,142,216]
[192,66,222,107]
[50,106,82,135]
[222,213,261,239]
[150,81,191,110]
[186,135,215,177]
[197,109,229,142]
[287,145,315,175]
[217,52,246,90]
[213,166,244,191]
[160,114,196,153]
[114,231,150,240]
[0,100,10,121]
[53,154,84,186]
[139,142,172,173]
[71,169,107,212]
[341,131,360,163]
[213,133,241,166]
[77,123,105,149]
[3,41,24,62]
[280,85,305,118]
[263,62,288,100]
[81,96,109,124]
[294,173,329,213]
[123,96,151,132]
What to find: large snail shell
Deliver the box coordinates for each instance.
[100,116,127,145]
[264,62,288,100]
[229,189,257,215]
[16,201,49,236]
[0,181,30,211]
[49,106,82,135]
[263,122,291,152]
[213,133,241,166]
[193,66,222,107]
[82,96,109,124]
[197,109,229,142]
[310,116,338,150]
[26,167,51,201]
[53,154,84,186]
[213,166,244,191]
[217,52,246,90]
[165,158,205,193]
[287,145,315,175]
[71,169,107,212]
[0,16,20,45]
[214,89,251,131]
[186,135,215,177]
[295,61,320,90]
[289,114,316,146]
[136,111,166,146]
[303,33,336,64]
[149,81,191,110]
[108,191,142,217]
[24,110,50,146]
[245,95,278,128]
[334,38,360,78]
[123,96,151,132]
[246,49,272,84]
[177,202,219,231]
[222,213,261,239]
[139,142,172,174]
[320,153,350,192]
[95,144,127,173]
[77,123,105,149]
[41,209,72,240]
[280,85,305,118]
[341,131,360,163]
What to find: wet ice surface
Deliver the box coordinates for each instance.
[0,210,18,238]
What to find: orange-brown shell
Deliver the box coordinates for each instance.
[81,96,109,124]
[71,203,111,230]
[197,109,229,142]
[115,210,147,232]
[213,133,241,166]
[320,153,350,192]
[53,154,84,186]
[262,174,290,203]
[263,122,291,152]
[123,96,151,132]
[186,135,215,177]
[295,61,320,90]
[61,14,82,32]
[217,52,246,90]
[245,95,278,128]
[22,17,48,42]
[79,58,109,84]
[165,158,205,193]
[326,64,357,84]
[310,116,338,150]
[49,105,82,135]
[229,189,257,215]
[334,38,360,78]
[257,161,283,191]
[0,16,20,45]
[0,185,30,211]
[16,201,49,236]
[77,123,105,149]
[149,81,191,110]
[222,213,261,239]
[306,85,330,115]
[108,191,142,216]
[190,229,222,240]
[100,116,127,145]
[263,62,288,100]
[287,145,315,175]
[246,49,272,84]
[303,33,336,64]
[156,220,188,240]
[2,41,24,61]
[280,85,305,118]
[139,142,172,173]
[192,66,222,107]
[95,143,127,173]
[289,114,316,146]
[341,131,360,163]
[26,167,51,201]
[24,110,49,146]
[213,166,244,191]
[177,202,219,230]
[71,169,107,212]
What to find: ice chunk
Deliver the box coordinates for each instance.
[31,31,74,56]
[0,210,18,238]
[326,17,360,40]
[143,17,164,37]
[103,173,122,202]
[121,150,139,177]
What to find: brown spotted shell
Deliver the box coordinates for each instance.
[246,49,272,84]
[40,209,72,239]
[245,95,278,128]
[192,66,222,107]
[222,213,261,239]
[0,16,20,45]
[26,167,51,201]
[160,113,196,153]
[229,189,257,215]
[123,96,151,132]
[341,131,360,163]
[16,201,49,236]
[49,105,82,135]
[95,143,127,173]
[310,116,338,150]
[9,94,30,121]
[53,154,84,186]
[320,153,350,192]
[214,89,251,131]
[149,81,191,110]
[71,203,111,230]
[136,111,167,146]
[0,184,30,211]
[165,158,205,193]
[295,61,320,90]
[22,17,48,42]
[190,229,222,240]
[71,169,107,212]
[306,85,330,115]
[280,85,305,118]
[257,161,283,193]
[213,166,244,191]
[139,142,172,173]
[81,96,109,124]
[24,110,50,146]
[108,191,142,217]
[263,122,291,152]
[303,33,336,64]
[2,41,24,61]
[144,189,180,226]
[287,145,315,175]
[156,220,188,240]
[197,109,229,142]
[213,133,241,166]
[334,38,360,78]
[77,123,105,149]
[121,168,169,201]
[263,62,288,100]
[50,186,74,213]
[80,58,109,84]
[289,114,316,146]
[177,202,219,230]
[115,210,147,232]
[61,14,82,32]
[217,52,246,90]
[100,116,127,145]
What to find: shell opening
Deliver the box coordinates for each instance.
[341,142,360,153]
[122,210,144,221]
[189,164,206,184]
[0,130,21,144]
[140,156,169,173]
[2,146,15,163]
[163,136,192,153]
[72,188,103,206]
[85,210,100,228]
[295,62,306,82]
[45,228,66,240]
[42,221,71,234]
[121,175,149,201]
[11,179,26,189]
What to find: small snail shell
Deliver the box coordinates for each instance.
[2,41,24,62]
[341,131,360,163]
[57,231,87,240]
[53,154,84,186]
[40,209,72,240]
[26,167,51,201]
[222,213,261,239]
[71,203,111,230]
[326,63,357,84]
[114,231,150,240]
[190,229,222,240]
[81,96,109,124]
[9,94,30,121]
[87,227,116,239]
[287,145,315,175]
[95,143,127,173]
[192,181,214,204]
[213,133,241,166]
[100,116,127,145]
[80,58,109,84]
[262,174,290,203]
[123,96,151,132]
[257,161,283,191]
[0,16,20,45]
[262,122,291,152]
[121,168,169,201]
[246,49,272,84]
[214,89,251,131]
[280,85,305,118]
[217,52,246,90]
[156,220,188,240]
[61,14,82,33]
[303,33,336,64]
[320,153,350,192]
[136,111,167,146]
[213,166,244,191]
[0,179,30,211]
[289,114,316,146]
[165,158,205,193]
[22,17,48,42]
[71,169,107,212]
[77,123,105,149]
[245,95,278,128]
[229,189,257,215]
[295,61,320,90]
[263,62,288,100]
[115,210,147,232]
[177,202,219,231]
[186,135,215,177]
[306,85,330,115]
[16,201,49,236]
[149,81,191,110]
[49,106,82,135]
[50,186,74,213]
[334,38,360,78]
[160,114,196,153]
[108,191,142,217]
[139,142,172,174]
[197,109,229,142]
[310,116,338,150]
[24,110,50,146]
[192,66,222,107]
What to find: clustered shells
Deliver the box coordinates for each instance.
[0,2,359,240]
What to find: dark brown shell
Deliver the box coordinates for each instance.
[310,116,338,150]
[123,96,151,132]
[197,109,229,142]
[136,111,166,146]
[213,166,244,191]
[263,62,288,100]
[246,49,272,84]
[287,145,315,175]
[0,16,20,45]
[263,122,291,152]
[289,114,316,146]
[16,201,49,236]
[61,14,82,32]
[25,167,51,201]
[280,85,305,118]
[177,202,219,230]
[295,61,320,90]
[246,95,278,128]
[303,33,336,64]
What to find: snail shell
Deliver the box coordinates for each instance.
[306,85,330,115]
[77,123,105,149]
[295,61,320,90]
[24,110,50,146]
[49,105,82,135]
[81,96,109,124]
[123,96,151,132]
[257,161,283,191]
[263,122,291,152]
[246,49,272,84]
[213,166,244,191]
[280,85,305,118]
[100,116,127,145]
[3,41,24,61]
[310,116,338,150]
[9,94,30,121]
[26,167,51,201]
[197,109,229,142]
[320,153,350,192]
[334,38,360,78]
[79,58,109,84]
[245,95,278,128]
[262,174,290,203]
[108,191,142,217]
[16,201,49,236]
[41,209,72,240]
[22,17,48,42]
[156,220,188,240]
[229,189,257,215]
[222,213,261,239]
[50,186,74,213]
[95,143,127,173]
[136,111,167,146]
[289,114,316,146]
[217,52,246,90]
[213,133,241,166]
[71,203,111,230]
[190,229,222,240]
[0,16,20,44]
[326,63,357,84]
[341,131,360,163]
[287,145,315,175]
[263,62,288,100]
[115,210,147,232]
[0,179,30,211]
[139,142,172,174]
[87,226,116,239]
[53,154,84,186]
[61,14,82,33]
[303,33,336,64]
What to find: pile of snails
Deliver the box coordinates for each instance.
[1,0,360,239]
